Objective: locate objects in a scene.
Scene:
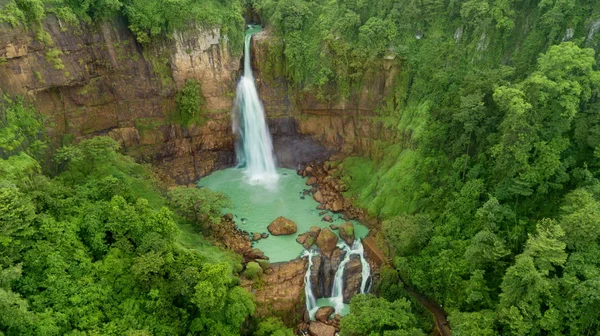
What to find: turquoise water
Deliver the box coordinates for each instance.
[197,168,369,262]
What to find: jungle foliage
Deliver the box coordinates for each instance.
[0,98,256,335]
[255,0,600,334]
[0,0,245,53]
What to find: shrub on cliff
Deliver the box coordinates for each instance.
[244,261,263,280]
[174,79,206,126]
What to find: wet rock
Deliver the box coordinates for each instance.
[305,166,314,174]
[333,314,341,322]
[319,211,328,216]
[306,176,318,185]
[315,306,335,323]
[339,222,355,246]
[303,189,311,196]
[313,190,324,203]
[300,196,305,200]
[322,215,333,222]
[261,233,269,239]
[329,224,339,230]
[296,232,316,249]
[321,248,346,297]
[252,232,262,241]
[342,256,363,303]
[316,228,338,257]
[308,321,336,336]
[223,213,233,221]
[268,216,298,235]
[316,204,325,210]
[309,254,323,298]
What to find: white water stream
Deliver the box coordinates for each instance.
[303,240,371,318]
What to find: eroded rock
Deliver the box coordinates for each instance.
[342,256,363,303]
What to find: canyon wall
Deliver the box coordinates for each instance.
[0,16,238,184]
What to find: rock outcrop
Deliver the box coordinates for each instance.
[342,256,363,303]
[268,216,298,235]
[242,258,307,325]
[308,321,336,336]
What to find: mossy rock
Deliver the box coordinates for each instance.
[244,261,263,280]
[339,222,355,246]
[257,259,270,271]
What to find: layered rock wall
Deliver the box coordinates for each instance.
[0,16,238,184]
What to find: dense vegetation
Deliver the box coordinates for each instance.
[0,97,267,335]
[254,0,600,334]
[0,0,245,53]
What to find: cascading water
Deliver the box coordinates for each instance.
[303,239,371,318]
[233,25,278,186]
[302,250,319,319]
[330,240,371,313]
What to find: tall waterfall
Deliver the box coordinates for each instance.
[233,25,278,186]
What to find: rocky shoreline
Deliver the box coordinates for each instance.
[208,155,382,335]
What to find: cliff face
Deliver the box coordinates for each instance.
[251,29,399,159]
[0,16,238,184]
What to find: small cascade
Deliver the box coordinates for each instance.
[302,250,319,319]
[233,25,278,186]
[329,240,371,314]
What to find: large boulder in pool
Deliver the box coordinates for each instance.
[339,222,355,246]
[316,228,338,257]
[268,217,298,236]
[315,306,334,323]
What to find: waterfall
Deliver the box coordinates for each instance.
[233,25,278,186]
[330,240,371,314]
[302,250,319,319]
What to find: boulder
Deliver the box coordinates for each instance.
[313,190,324,203]
[339,222,355,246]
[306,176,318,185]
[296,232,316,249]
[315,306,335,323]
[322,215,333,222]
[309,254,323,298]
[252,232,262,241]
[308,321,336,336]
[261,233,269,239]
[310,226,321,235]
[331,198,344,212]
[223,213,233,221]
[316,228,338,257]
[329,224,339,230]
[268,217,298,236]
[305,165,314,174]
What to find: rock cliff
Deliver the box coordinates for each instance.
[0,16,238,184]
